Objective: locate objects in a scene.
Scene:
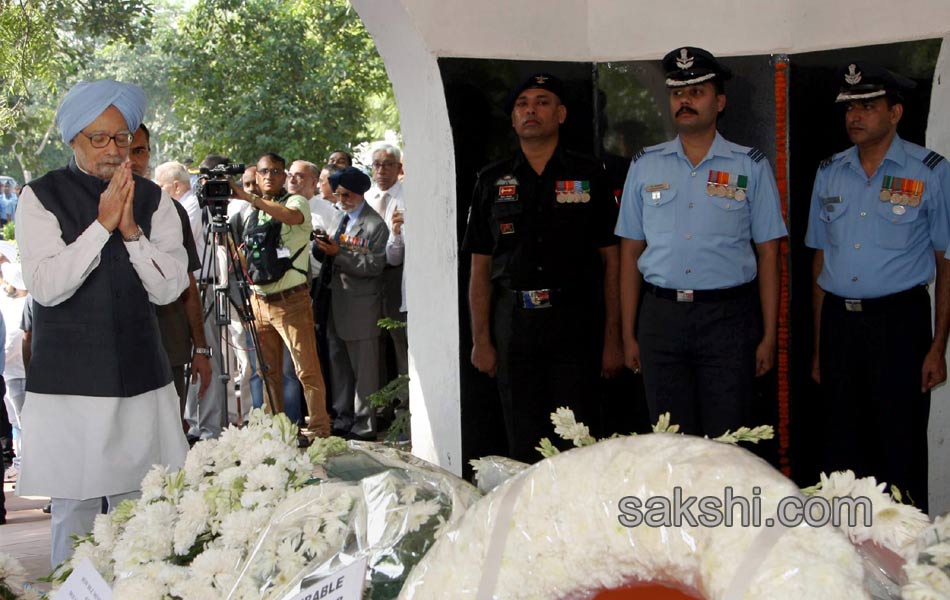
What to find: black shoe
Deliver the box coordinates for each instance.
[42,502,51,514]
[296,433,312,448]
[186,435,200,448]
[342,431,376,442]
[330,427,351,438]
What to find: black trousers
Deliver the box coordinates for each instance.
[819,287,931,512]
[492,289,601,463]
[638,291,761,437]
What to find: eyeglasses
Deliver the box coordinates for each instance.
[373,161,399,170]
[80,130,133,148]
[257,168,284,177]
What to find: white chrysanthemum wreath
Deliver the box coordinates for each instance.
[401,409,927,600]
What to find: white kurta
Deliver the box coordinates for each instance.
[14,183,190,500]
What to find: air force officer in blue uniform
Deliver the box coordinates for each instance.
[616,47,787,437]
[806,63,950,512]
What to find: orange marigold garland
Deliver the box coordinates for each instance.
[773,56,792,476]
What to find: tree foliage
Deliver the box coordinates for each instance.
[165,0,396,164]
[0,0,154,180]
[0,0,399,181]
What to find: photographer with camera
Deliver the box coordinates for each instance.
[229,153,331,439]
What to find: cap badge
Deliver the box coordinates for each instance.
[676,48,694,70]
[534,75,549,84]
[845,64,862,85]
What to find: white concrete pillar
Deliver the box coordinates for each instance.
[926,34,950,516]
[351,0,463,474]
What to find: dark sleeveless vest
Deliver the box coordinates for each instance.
[26,159,172,397]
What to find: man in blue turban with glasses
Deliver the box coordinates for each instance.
[14,79,190,567]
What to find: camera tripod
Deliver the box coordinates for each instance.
[193,205,277,420]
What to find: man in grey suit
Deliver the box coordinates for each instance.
[313,167,389,440]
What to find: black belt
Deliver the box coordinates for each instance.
[254,283,309,302]
[643,281,756,303]
[824,285,927,313]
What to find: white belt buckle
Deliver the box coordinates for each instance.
[676,289,694,303]
[845,299,862,312]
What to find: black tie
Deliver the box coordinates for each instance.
[333,214,350,243]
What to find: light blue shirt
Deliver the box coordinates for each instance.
[0,194,16,221]
[804,136,950,298]
[615,132,787,290]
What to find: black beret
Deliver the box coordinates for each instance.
[835,62,916,103]
[662,47,732,88]
[505,72,566,113]
[328,166,371,194]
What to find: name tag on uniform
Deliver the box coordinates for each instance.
[495,175,519,203]
[820,196,842,212]
[645,183,670,192]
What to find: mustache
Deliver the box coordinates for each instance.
[676,107,698,117]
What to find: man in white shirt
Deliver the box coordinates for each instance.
[15,79,189,566]
[365,144,408,374]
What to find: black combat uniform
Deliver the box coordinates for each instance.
[463,146,618,462]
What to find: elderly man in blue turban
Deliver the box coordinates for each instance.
[14,79,190,567]
[310,166,389,441]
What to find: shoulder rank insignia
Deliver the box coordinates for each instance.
[632,148,645,163]
[819,155,835,170]
[747,148,766,163]
[923,151,946,170]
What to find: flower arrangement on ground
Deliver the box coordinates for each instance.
[0,553,40,600]
[47,410,477,599]
[407,409,930,599]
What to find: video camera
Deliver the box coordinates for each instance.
[196,163,245,217]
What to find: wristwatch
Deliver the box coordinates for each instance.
[123,227,144,242]
[193,347,212,357]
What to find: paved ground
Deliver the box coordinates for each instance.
[1,474,52,594]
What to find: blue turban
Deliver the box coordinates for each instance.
[328,166,372,194]
[55,79,147,144]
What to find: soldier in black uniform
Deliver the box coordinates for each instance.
[463,73,623,462]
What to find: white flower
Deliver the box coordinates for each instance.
[173,489,212,555]
[218,508,274,550]
[92,513,117,549]
[551,407,596,447]
[139,464,169,503]
[406,499,441,532]
[0,551,27,591]
[112,575,167,600]
[190,547,242,591]
[814,470,857,498]
[810,472,929,556]
[112,500,177,571]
